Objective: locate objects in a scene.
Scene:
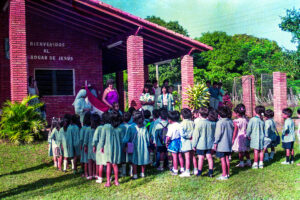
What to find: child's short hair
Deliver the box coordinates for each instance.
[181,108,192,119]
[110,110,122,128]
[72,114,81,128]
[112,102,119,107]
[255,105,265,117]
[199,107,209,118]
[102,112,111,124]
[160,108,168,120]
[133,111,144,126]
[168,111,180,122]
[213,82,218,86]
[122,112,131,123]
[218,106,231,118]
[208,109,218,122]
[265,109,274,118]
[90,113,101,129]
[282,108,293,118]
[152,109,160,119]
[128,107,136,115]
[297,108,300,115]
[51,117,60,130]
[83,112,91,126]
[233,104,246,117]
[143,110,151,119]
[206,80,211,84]
[64,114,72,122]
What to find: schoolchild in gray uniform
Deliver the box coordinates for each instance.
[71,115,81,173]
[213,106,234,180]
[281,108,295,165]
[264,109,278,161]
[179,108,194,177]
[246,106,265,169]
[80,112,91,178]
[193,107,216,178]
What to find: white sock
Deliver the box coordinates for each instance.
[129,165,133,176]
[186,169,190,173]
[133,174,138,179]
[159,161,164,169]
[259,161,263,165]
[150,152,154,163]
[173,168,178,173]
[122,164,126,175]
[253,162,258,166]
[180,168,185,173]
[71,159,75,170]
[54,161,58,168]
[63,160,67,171]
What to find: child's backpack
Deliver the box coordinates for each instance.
[158,122,169,145]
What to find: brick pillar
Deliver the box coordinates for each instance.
[116,71,124,112]
[127,35,144,109]
[242,75,256,117]
[144,65,149,82]
[181,54,194,109]
[9,0,28,102]
[273,72,287,124]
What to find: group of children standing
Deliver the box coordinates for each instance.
[49,104,297,185]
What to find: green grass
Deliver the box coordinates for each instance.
[0,141,299,200]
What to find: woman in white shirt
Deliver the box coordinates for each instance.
[139,84,155,114]
[157,86,174,111]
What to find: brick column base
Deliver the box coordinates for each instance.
[273,72,287,124]
[242,75,256,117]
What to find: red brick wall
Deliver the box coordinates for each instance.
[0,10,104,121]
[0,10,10,106]
[127,35,144,109]
[181,54,194,109]
[9,0,28,102]
[242,75,256,117]
[273,72,287,124]
[25,13,103,122]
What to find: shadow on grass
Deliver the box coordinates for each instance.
[0,163,51,178]
[0,173,76,199]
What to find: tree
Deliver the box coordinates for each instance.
[279,8,300,50]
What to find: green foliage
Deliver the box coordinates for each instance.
[184,83,210,110]
[0,96,46,145]
[172,90,182,111]
[279,8,300,50]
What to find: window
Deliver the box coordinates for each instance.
[35,69,74,96]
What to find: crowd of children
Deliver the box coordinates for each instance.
[49,105,298,185]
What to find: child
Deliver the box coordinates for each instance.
[149,109,160,167]
[111,102,123,116]
[84,113,99,180]
[165,111,182,175]
[60,114,73,172]
[152,109,169,171]
[71,114,81,173]
[179,108,194,177]
[99,110,123,187]
[264,109,278,161]
[80,112,91,178]
[123,111,150,179]
[192,107,216,177]
[92,114,105,183]
[119,112,132,177]
[232,104,251,167]
[48,118,62,170]
[246,105,265,169]
[281,108,295,165]
[213,106,234,180]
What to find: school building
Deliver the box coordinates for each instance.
[0,0,213,121]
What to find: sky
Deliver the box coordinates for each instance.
[100,0,299,50]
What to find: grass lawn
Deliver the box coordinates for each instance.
[0,141,299,200]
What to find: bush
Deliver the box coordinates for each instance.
[0,95,46,144]
[184,83,210,110]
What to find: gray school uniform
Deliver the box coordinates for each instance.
[152,120,168,147]
[265,119,277,142]
[246,116,265,150]
[180,119,194,152]
[192,119,216,150]
[282,118,295,143]
[214,118,234,152]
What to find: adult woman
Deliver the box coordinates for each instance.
[28,76,40,105]
[73,89,91,123]
[157,86,174,111]
[139,84,155,114]
[102,79,119,109]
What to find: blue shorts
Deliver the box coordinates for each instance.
[216,152,231,158]
[168,138,181,153]
[282,142,294,150]
[196,149,211,155]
